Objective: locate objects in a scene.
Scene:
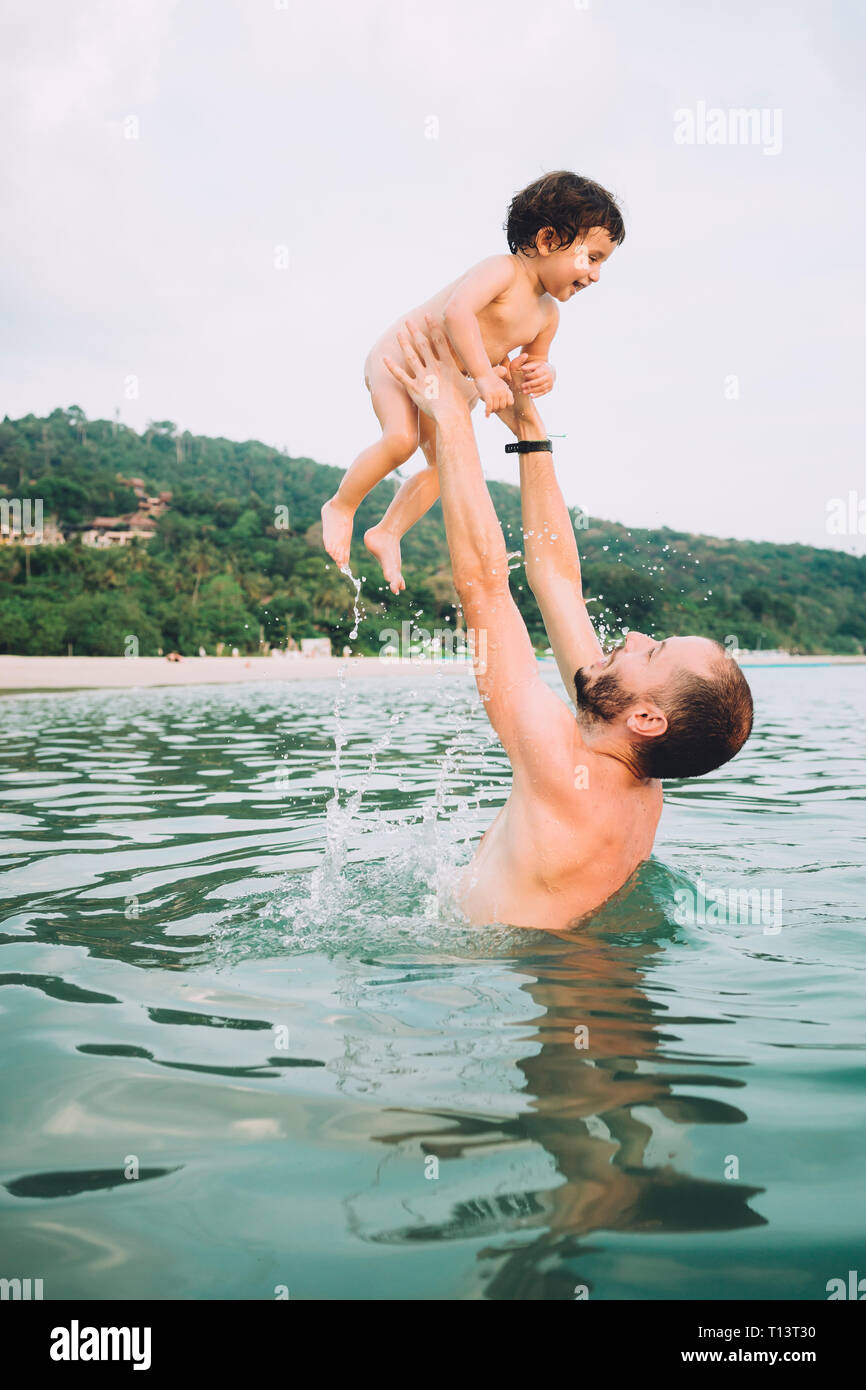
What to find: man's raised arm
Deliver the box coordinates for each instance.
[384,319,573,765]
[497,358,604,702]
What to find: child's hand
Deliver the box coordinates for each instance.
[519,358,556,397]
[494,353,544,435]
[476,370,514,418]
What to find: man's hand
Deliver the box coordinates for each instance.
[475,369,514,418]
[518,357,556,397]
[384,316,474,421]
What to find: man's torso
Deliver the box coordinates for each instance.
[458,744,663,931]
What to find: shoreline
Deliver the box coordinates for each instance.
[0,654,477,692]
[0,651,863,694]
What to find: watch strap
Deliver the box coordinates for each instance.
[504,440,553,454]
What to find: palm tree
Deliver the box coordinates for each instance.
[189,541,212,607]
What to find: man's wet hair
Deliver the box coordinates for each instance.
[505,171,626,256]
[574,643,754,780]
[636,651,754,779]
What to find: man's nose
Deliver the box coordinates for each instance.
[625,631,652,651]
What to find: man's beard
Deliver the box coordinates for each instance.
[573,664,634,723]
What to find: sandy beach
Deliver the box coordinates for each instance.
[0,654,478,692]
[0,651,862,693]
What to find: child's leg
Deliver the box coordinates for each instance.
[321,368,420,568]
[364,373,481,593]
[364,413,440,595]
[364,471,439,595]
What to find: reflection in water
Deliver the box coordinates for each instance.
[6,1168,181,1200]
[342,929,765,1300]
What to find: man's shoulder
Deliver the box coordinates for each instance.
[518,722,662,815]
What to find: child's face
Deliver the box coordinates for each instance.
[537,226,617,302]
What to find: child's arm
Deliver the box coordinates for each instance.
[443,257,516,417]
[518,301,559,398]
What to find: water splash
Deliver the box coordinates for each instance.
[300,561,368,920]
[340,562,364,641]
[277,555,482,945]
[301,695,406,929]
[270,670,497,953]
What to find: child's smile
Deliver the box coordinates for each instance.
[542,226,617,302]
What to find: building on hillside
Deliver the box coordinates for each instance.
[80,514,159,547]
[117,475,172,518]
[78,478,172,547]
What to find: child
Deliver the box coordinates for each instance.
[321,171,625,593]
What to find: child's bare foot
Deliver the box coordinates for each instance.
[321,497,355,568]
[364,523,405,594]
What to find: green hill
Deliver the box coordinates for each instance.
[1,407,863,657]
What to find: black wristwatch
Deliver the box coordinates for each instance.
[504,440,553,454]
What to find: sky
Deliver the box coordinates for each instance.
[2,0,864,554]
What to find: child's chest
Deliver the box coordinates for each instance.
[477,288,551,353]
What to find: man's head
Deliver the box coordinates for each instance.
[505,171,625,303]
[574,631,754,779]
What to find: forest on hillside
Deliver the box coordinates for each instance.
[1,407,863,657]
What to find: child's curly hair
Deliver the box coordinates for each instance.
[505,171,626,255]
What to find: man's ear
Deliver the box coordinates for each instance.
[626,703,668,740]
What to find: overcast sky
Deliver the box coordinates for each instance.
[2,0,864,554]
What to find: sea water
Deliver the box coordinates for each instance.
[0,664,864,1300]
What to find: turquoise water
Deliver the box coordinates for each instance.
[1,665,864,1301]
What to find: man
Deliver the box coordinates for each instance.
[385,318,754,931]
